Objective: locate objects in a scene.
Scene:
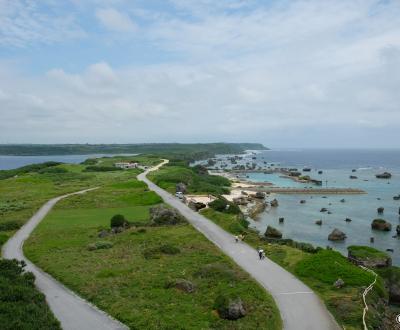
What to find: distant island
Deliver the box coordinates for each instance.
[0,143,267,157]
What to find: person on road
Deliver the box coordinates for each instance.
[234,235,239,243]
[258,249,264,260]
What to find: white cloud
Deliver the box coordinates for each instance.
[0,0,400,146]
[96,8,137,32]
[0,0,85,47]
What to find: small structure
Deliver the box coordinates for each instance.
[114,162,138,169]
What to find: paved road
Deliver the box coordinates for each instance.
[139,160,340,330]
[2,188,128,330]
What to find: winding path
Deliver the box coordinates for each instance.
[139,160,340,330]
[2,188,128,330]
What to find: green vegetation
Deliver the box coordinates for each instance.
[148,165,231,195]
[24,169,281,329]
[348,245,389,260]
[110,214,127,228]
[0,161,61,180]
[201,208,387,329]
[0,259,60,330]
[295,250,375,287]
[0,143,267,157]
[83,165,122,172]
[208,197,242,214]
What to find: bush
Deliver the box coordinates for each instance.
[159,244,180,255]
[81,158,97,165]
[209,198,241,215]
[143,244,180,259]
[0,259,61,329]
[38,167,68,174]
[110,214,127,228]
[84,166,122,172]
[87,241,113,251]
[0,233,8,245]
[0,161,62,180]
[0,220,22,231]
[195,263,238,281]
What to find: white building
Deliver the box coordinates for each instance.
[114,162,139,169]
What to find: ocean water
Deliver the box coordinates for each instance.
[0,154,135,170]
[213,149,400,265]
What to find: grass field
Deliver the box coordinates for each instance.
[24,176,282,329]
[0,156,160,248]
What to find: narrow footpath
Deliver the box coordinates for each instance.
[139,160,340,330]
[2,188,128,330]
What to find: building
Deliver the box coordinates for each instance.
[114,162,139,169]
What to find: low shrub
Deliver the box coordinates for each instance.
[263,238,320,254]
[87,241,113,251]
[0,259,61,329]
[195,263,238,281]
[80,158,97,165]
[38,167,68,174]
[159,244,180,255]
[0,233,9,245]
[209,198,241,215]
[143,244,180,259]
[110,214,127,228]
[84,166,122,172]
[0,220,23,231]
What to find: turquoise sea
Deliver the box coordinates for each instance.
[215,149,400,265]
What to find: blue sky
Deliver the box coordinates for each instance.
[1,0,400,147]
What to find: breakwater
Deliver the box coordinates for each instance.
[246,187,366,194]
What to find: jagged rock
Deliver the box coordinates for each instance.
[233,197,248,206]
[248,201,267,218]
[328,228,346,241]
[150,205,185,225]
[270,199,279,207]
[377,207,384,214]
[216,297,246,320]
[111,226,124,234]
[98,230,110,238]
[167,279,196,293]
[264,225,282,239]
[315,220,322,225]
[376,172,392,179]
[333,278,345,289]
[348,246,392,268]
[176,182,187,193]
[371,219,392,231]
[188,201,206,212]
[254,191,265,199]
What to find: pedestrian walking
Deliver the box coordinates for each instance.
[258,249,264,260]
[234,235,239,243]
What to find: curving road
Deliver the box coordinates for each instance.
[2,188,128,330]
[139,160,340,330]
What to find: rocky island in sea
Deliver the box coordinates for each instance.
[194,148,400,266]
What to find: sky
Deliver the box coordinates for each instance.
[0,0,399,148]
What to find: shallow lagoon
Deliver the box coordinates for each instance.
[244,149,400,265]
